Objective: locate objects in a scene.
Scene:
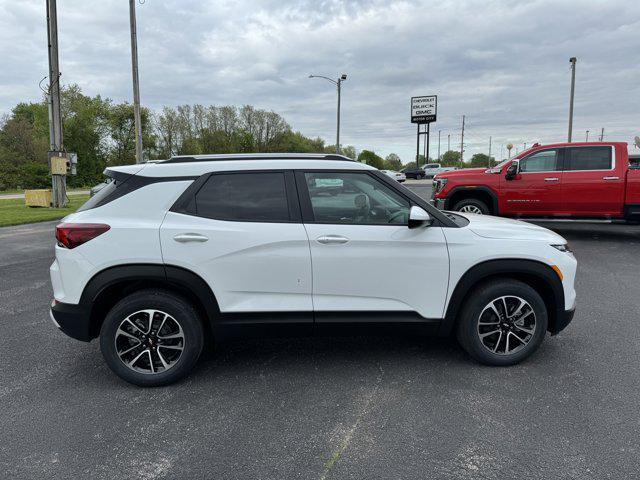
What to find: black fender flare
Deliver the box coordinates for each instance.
[438,259,565,336]
[445,186,499,214]
[80,264,220,338]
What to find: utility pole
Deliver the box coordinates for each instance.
[568,57,577,142]
[437,130,441,160]
[459,115,465,167]
[447,134,451,152]
[599,127,604,141]
[129,0,144,163]
[488,136,492,167]
[586,130,589,142]
[46,0,66,207]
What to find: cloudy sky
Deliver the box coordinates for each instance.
[1,0,639,162]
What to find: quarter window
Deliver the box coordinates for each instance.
[304,172,410,225]
[195,172,290,222]
[565,147,612,171]
[519,150,559,172]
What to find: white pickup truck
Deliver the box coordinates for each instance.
[423,163,458,178]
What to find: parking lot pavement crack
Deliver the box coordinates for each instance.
[319,364,384,480]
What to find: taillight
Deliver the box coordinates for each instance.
[55,223,110,249]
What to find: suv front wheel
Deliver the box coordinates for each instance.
[456,280,548,366]
[100,290,204,387]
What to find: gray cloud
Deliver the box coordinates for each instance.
[1,0,639,162]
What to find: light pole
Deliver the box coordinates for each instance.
[309,74,347,154]
[568,57,577,142]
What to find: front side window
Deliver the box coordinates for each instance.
[519,150,559,172]
[565,147,612,171]
[195,172,290,222]
[304,172,410,225]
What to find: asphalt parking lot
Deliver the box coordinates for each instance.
[1,188,640,479]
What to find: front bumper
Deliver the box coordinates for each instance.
[50,300,92,342]
[433,198,445,210]
[550,307,575,336]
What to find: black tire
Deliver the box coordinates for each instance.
[456,280,548,366]
[100,289,204,387]
[452,198,490,215]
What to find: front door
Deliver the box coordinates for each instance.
[160,171,313,318]
[501,148,563,216]
[297,170,450,320]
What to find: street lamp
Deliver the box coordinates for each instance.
[309,73,347,154]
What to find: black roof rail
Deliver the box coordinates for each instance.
[162,153,356,164]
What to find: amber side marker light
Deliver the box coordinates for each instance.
[551,265,563,281]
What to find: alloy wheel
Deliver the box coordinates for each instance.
[114,309,185,374]
[477,296,536,355]
[459,205,483,214]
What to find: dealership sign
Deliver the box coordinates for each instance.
[411,95,437,124]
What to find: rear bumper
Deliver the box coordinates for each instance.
[50,300,92,342]
[550,307,575,336]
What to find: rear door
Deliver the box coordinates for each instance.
[160,170,313,319]
[561,145,623,216]
[297,170,449,320]
[501,148,563,215]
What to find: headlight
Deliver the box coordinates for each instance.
[551,243,572,253]
[433,178,448,194]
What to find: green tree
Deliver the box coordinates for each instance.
[469,153,496,168]
[357,150,384,169]
[402,161,417,169]
[384,153,402,171]
[441,150,461,167]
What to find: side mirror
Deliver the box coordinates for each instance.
[505,162,519,180]
[408,206,432,229]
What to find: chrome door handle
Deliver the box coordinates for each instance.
[173,233,209,243]
[603,176,619,181]
[544,177,559,182]
[316,235,349,245]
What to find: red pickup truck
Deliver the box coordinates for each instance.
[432,142,640,221]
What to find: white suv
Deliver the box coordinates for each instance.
[50,153,577,386]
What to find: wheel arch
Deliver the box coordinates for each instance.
[445,186,498,214]
[439,259,565,337]
[81,264,219,340]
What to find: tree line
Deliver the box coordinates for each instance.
[0,85,356,190]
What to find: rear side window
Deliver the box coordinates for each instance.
[77,178,118,212]
[565,147,612,171]
[195,172,290,222]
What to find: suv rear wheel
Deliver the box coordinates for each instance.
[100,290,204,387]
[452,198,489,215]
[456,280,548,366]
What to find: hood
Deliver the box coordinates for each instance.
[458,212,567,243]
[435,168,487,178]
